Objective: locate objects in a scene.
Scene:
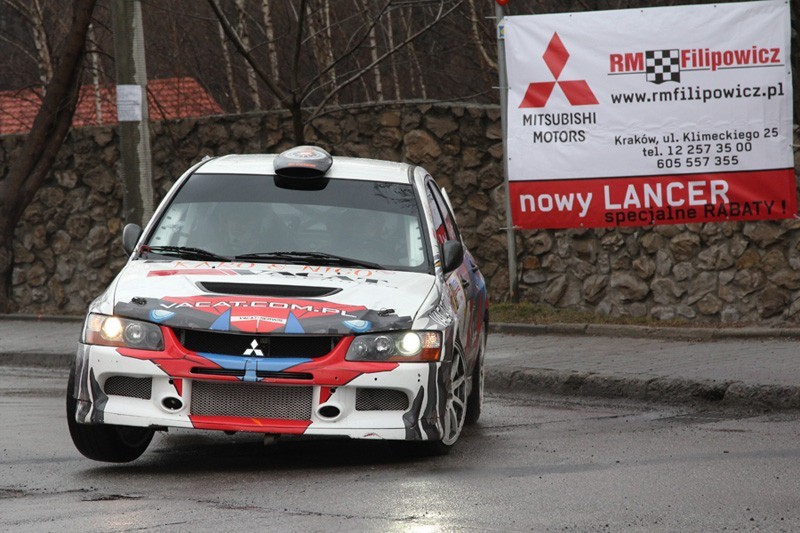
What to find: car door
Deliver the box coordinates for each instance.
[424,179,482,363]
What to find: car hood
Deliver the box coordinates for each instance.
[111,260,434,335]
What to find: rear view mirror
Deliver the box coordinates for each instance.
[122,223,143,255]
[442,240,464,273]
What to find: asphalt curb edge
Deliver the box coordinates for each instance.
[490,322,800,341]
[485,367,800,410]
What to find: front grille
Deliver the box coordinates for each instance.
[175,329,340,357]
[103,376,152,399]
[355,389,409,411]
[191,380,313,420]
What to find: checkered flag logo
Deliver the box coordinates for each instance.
[645,49,681,84]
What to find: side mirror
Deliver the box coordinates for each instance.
[442,240,464,274]
[122,223,143,255]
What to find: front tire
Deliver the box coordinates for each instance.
[465,329,486,425]
[414,348,468,456]
[66,365,154,463]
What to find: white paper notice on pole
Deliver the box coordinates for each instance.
[504,0,794,229]
[116,84,142,122]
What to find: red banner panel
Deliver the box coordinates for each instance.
[510,169,797,229]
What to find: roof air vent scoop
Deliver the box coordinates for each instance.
[274,146,333,179]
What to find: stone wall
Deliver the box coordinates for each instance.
[4,104,800,325]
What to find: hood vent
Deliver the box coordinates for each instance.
[198,282,341,298]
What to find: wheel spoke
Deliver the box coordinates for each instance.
[447,408,458,437]
[453,396,466,411]
[440,351,470,445]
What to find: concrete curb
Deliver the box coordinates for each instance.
[490,322,800,341]
[0,352,72,368]
[486,323,800,409]
[485,367,800,410]
[0,314,83,323]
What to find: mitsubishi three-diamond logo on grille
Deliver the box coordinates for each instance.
[243,339,264,356]
[520,33,599,108]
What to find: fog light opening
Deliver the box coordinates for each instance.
[317,404,342,420]
[162,397,183,411]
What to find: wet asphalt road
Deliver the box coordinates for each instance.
[2,366,800,532]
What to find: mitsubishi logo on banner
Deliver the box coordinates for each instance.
[519,33,598,108]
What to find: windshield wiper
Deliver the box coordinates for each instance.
[142,246,231,262]
[235,251,383,269]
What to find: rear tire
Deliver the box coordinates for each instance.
[66,365,154,463]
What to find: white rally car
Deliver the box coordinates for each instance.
[67,146,488,462]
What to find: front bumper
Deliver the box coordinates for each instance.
[71,331,447,441]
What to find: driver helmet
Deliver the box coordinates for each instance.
[221,203,262,251]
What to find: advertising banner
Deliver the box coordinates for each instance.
[504,1,794,229]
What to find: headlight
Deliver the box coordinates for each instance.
[345,331,441,362]
[83,313,164,351]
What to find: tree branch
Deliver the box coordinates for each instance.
[206,0,291,108]
[308,0,464,120]
[300,0,393,98]
[291,0,307,99]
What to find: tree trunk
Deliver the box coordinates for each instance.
[218,20,242,113]
[235,0,261,109]
[386,9,400,101]
[468,0,496,71]
[30,0,53,86]
[0,0,97,311]
[791,9,798,128]
[358,0,384,101]
[291,100,305,145]
[401,9,427,99]
[87,22,103,125]
[259,0,280,100]
[307,0,338,105]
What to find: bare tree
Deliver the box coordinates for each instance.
[218,20,242,113]
[259,0,280,84]
[0,0,97,311]
[467,0,495,71]
[357,0,384,102]
[235,0,261,109]
[1,0,54,86]
[792,8,799,127]
[306,0,338,105]
[86,22,103,124]
[399,8,427,99]
[207,0,465,144]
[385,8,400,101]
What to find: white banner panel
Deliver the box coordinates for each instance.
[504,1,794,228]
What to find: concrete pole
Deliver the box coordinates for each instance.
[112,0,154,226]
[495,4,519,302]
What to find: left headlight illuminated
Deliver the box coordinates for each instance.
[345,331,441,362]
[82,313,164,351]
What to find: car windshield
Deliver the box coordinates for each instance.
[145,173,430,272]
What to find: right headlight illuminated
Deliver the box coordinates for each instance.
[345,331,442,362]
[82,313,164,351]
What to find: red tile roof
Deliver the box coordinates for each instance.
[0,77,223,135]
